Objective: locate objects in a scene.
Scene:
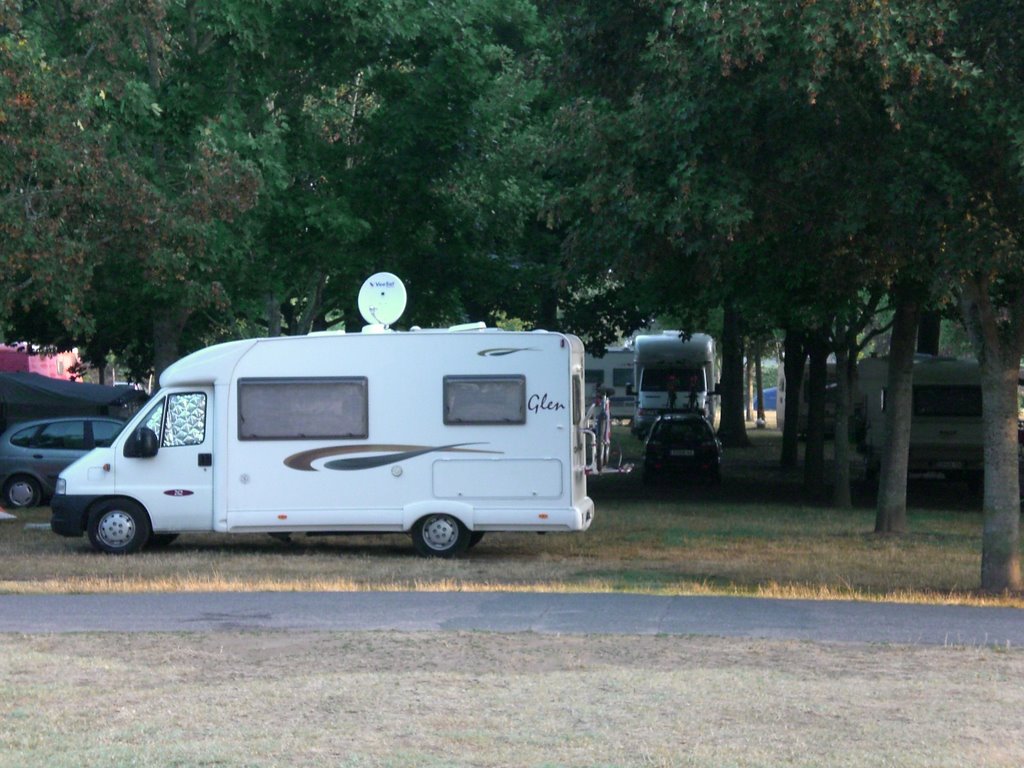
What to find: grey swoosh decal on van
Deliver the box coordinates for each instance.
[284,443,501,472]
[477,347,539,357]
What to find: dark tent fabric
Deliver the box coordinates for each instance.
[0,373,148,431]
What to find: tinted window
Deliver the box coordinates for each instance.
[238,378,368,440]
[653,419,712,442]
[612,367,632,388]
[9,426,38,448]
[574,374,583,426]
[444,375,526,425]
[641,368,705,393]
[92,421,123,447]
[914,386,982,418]
[34,421,86,450]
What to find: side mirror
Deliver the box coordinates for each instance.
[626,384,634,396]
[124,426,159,458]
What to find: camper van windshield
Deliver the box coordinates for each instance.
[641,368,705,393]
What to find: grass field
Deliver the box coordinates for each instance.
[2,426,1023,767]
[1,426,1020,606]
[3,630,1023,768]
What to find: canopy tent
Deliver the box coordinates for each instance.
[0,372,148,431]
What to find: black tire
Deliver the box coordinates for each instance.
[468,531,485,549]
[411,514,471,558]
[87,499,151,554]
[3,475,42,508]
[148,533,179,548]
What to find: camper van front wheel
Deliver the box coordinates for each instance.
[87,500,151,554]
[412,514,471,558]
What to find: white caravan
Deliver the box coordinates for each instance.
[631,331,717,438]
[776,362,838,435]
[858,355,991,489]
[50,327,594,557]
[583,346,636,420]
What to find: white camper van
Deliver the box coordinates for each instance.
[50,327,594,557]
[631,332,717,438]
[858,355,987,488]
[583,346,635,420]
[776,362,838,436]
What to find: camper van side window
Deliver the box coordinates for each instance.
[163,393,207,446]
[238,378,369,440]
[142,400,165,435]
[913,386,982,418]
[443,376,526,425]
[573,374,583,425]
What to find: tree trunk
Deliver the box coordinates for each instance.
[265,292,282,337]
[803,337,828,499]
[152,308,190,383]
[832,344,853,509]
[296,270,326,335]
[780,330,806,468]
[745,354,754,422]
[717,301,750,447]
[875,296,920,534]
[755,352,766,425]
[977,360,1023,592]
[960,276,1023,593]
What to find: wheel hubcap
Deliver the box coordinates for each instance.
[7,481,37,507]
[97,511,136,548]
[421,515,459,551]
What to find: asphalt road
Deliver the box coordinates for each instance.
[1,592,1022,647]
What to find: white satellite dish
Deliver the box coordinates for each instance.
[357,272,407,327]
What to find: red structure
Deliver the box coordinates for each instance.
[0,345,80,380]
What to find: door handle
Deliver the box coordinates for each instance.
[198,453,212,467]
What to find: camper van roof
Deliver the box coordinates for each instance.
[634,332,714,361]
[159,327,575,389]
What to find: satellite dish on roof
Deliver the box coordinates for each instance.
[357,272,407,327]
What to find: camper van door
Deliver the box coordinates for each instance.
[119,389,214,531]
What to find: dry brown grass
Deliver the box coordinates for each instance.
[3,426,1023,767]
[2,630,1023,768]
[2,426,1021,606]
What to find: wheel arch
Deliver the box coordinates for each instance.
[81,495,154,534]
[402,500,474,532]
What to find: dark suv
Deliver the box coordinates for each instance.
[0,417,124,508]
[642,413,722,485]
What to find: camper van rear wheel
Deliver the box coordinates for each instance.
[412,514,471,558]
[87,499,151,554]
[3,475,42,508]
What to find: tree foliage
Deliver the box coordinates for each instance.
[2,0,1022,588]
